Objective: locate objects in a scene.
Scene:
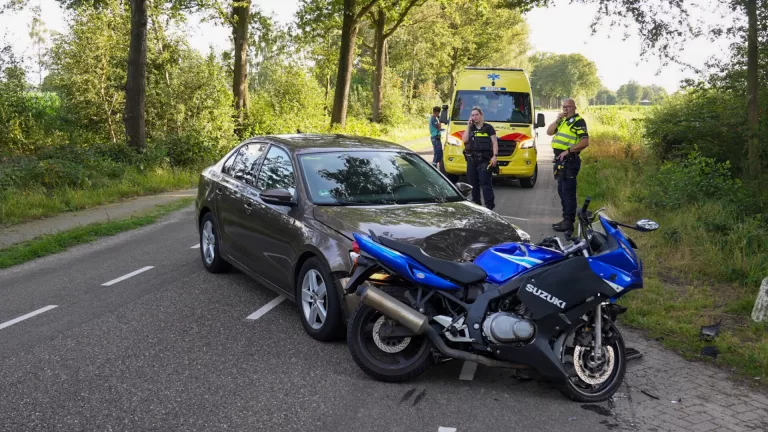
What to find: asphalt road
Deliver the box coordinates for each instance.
[0,112,624,432]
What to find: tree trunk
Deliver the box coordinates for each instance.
[124,0,148,151]
[331,0,361,127]
[745,0,760,177]
[371,9,386,123]
[232,0,251,134]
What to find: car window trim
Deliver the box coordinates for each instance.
[220,140,270,185]
[254,144,298,195]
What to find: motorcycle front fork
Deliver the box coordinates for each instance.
[593,303,604,362]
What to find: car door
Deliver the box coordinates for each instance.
[215,142,268,266]
[246,145,303,293]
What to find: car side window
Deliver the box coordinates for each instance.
[230,143,268,186]
[222,146,245,177]
[256,146,295,193]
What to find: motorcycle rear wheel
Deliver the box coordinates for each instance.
[559,322,627,402]
[347,286,433,382]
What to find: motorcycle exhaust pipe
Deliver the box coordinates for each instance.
[360,285,431,334]
[359,285,528,370]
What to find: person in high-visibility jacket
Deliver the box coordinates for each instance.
[546,98,589,232]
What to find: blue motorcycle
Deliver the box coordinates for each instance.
[343,197,659,402]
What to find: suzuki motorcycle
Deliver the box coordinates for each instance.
[343,197,659,402]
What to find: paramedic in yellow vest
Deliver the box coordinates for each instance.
[546,98,589,232]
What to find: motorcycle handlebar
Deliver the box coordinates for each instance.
[581,197,591,214]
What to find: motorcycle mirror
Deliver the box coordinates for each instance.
[634,219,660,232]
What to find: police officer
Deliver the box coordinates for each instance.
[546,98,589,232]
[462,106,498,210]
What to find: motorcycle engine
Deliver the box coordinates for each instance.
[482,312,535,344]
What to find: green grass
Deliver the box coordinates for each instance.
[578,107,768,382]
[0,197,194,269]
[0,167,198,227]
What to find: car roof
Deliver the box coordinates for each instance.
[249,133,413,154]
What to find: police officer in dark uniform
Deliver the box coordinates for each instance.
[546,98,590,232]
[462,106,498,210]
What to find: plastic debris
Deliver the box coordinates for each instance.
[626,347,643,361]
[699,320,722,341]
[640,389,660,400]
[701,346,719,358]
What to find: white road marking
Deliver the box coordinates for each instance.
[102,266,155,286]
[459,361,478,380]
[191,243,200,249]
[246,295,286,320]
[500,215,529,221]
[0,305,58,330]
[438,427,457,432]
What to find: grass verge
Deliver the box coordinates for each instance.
[579,107,768,383]
[0,197,194,269]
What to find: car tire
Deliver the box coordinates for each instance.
[520,163,538,188]
[296,257,345,342]
[199,212,231,273]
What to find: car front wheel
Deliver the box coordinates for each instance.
[296,257,345,342]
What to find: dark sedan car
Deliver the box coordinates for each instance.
[195,134,530,342]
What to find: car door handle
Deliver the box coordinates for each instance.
[216,188,222,195]
[244,201,253,214]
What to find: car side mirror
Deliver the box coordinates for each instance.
[634,219,659,232]
[260,188,296,206]
[455,182,473,198]
[535,113,546,128]
[440,104,449,124]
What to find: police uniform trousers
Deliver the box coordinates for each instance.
[466,152,495,210]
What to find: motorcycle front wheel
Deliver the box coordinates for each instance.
[347,286,433,383]
[558,321,627,402]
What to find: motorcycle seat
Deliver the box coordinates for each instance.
[378,236,488,285]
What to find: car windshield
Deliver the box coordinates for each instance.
[451,90,532,124]
[298,151,465,205]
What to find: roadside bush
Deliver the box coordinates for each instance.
[644,90,748,170]
[631,150,745,210]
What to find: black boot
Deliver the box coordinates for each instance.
[552,219,574,232]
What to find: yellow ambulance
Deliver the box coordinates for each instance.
[438,67,545,188]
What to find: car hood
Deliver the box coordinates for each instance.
[313,201,524,262]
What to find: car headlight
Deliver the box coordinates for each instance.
[446,136,463,146]
[518,139,535,149]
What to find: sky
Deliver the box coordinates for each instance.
[0,0,736,93]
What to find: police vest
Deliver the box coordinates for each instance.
[469,125,492,154]
[552,115,584,151]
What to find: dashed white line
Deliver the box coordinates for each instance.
[500,215,529,221]
[438,427,457,432]
[0,305,58,330]
[191,243,200,249]
[102,266,155,286]
[246,295,286,320]
[459,360,477,380]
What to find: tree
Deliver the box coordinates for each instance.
[366,0,424,122]
[616,80,641,104]
[529,53,601,108]
[593,87,617,105]
[442,0,530,94]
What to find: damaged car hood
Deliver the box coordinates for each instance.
[313,201,526,261]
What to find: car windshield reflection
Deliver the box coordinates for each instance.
[298,151,464,206]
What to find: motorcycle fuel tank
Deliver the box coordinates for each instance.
[473,242,565,285]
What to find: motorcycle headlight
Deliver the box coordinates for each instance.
[446,136,463,146]
[518,139,535,149]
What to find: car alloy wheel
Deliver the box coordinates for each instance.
[301,269,327,330]
[199,212,230,273]
[202,220,216,265]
